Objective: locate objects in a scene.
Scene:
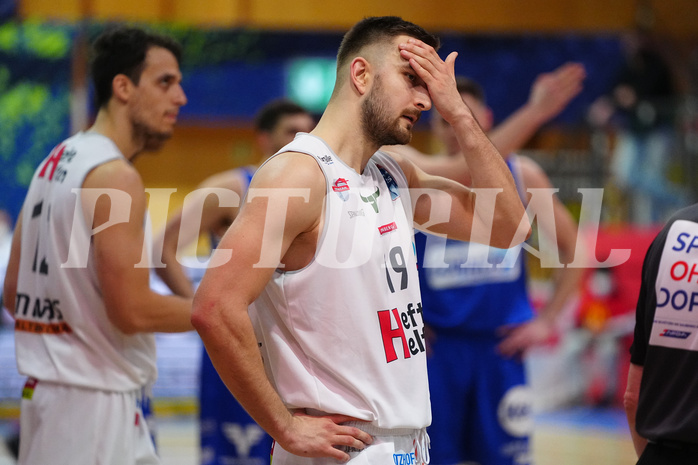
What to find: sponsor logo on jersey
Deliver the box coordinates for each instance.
[15,294,63,320]
[38,144,66,181]
[14,293,71,334]
[348,209,365,219]
[37,143,77,183]
[660,329,691,339]
[377,165,400,200]
[15,319,72,335]
[319,155,334,165]
[377,302,425,363]
[379,222,397,235]
[360,187,380,213]
[649,221,698,351]
[332,178,350,201]
[332,178,349,192]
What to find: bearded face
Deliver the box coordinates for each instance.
[142,133,171,152]
[126,46,186,155]
[361,75,413,147]
[132,119,172,152]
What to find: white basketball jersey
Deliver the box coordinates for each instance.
[14,132,157,391]
[251,134,430,429]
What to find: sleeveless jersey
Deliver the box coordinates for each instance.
[14,131,157,391]
[250,134,430,430]
[416,156,533,335]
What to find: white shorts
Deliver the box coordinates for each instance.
[270,425,430,465]
[18,378,160,465]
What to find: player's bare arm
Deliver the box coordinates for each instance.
[489,62,585,156]
[496,155,585,356]
[625,363,647,457]
[397,38,530,247]
[389,145,471,184]
[156,170,245,297]
[192,152,373,461]
[87,159,193,333]
[386,150,525,248]
[3,212,23,313]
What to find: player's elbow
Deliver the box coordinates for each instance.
[512,219,533,245]
[191,293,216,337]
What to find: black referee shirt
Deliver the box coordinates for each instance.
[630,203,698,445]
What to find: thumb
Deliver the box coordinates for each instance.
[445,51,458,71]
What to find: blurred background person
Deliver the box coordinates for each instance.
[588,26,688,225]
[3,26,193,465]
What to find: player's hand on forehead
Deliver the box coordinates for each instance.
[398,38,465,124]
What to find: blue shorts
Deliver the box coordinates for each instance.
[427,333,532,465]
[199,349,273,465]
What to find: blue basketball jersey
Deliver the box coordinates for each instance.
[416,157,534,334]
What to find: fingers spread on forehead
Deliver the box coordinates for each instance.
[398,38,437,60]
[400,37,433,52]
[400,51,432,75]
[398,40,441,74]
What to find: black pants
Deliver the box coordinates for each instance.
[637,441,698,464]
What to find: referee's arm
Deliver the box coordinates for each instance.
[624,362,647,457]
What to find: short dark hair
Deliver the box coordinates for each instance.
[456,76,486,103]
[90,26,183,109]
[336,16,440,70]
[254,99,310,132]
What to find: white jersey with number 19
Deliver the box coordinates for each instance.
[251,133,430,430]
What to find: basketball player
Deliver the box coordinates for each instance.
[155,99,314,465]
[3,26,192,465]
[191,16,531,464]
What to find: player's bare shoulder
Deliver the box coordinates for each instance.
[197,169,247,197]
[252,151,325,193]
[83,157,144,194]
[245,151,327,239]
[516,154,552,189]
[378,147,420,186]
